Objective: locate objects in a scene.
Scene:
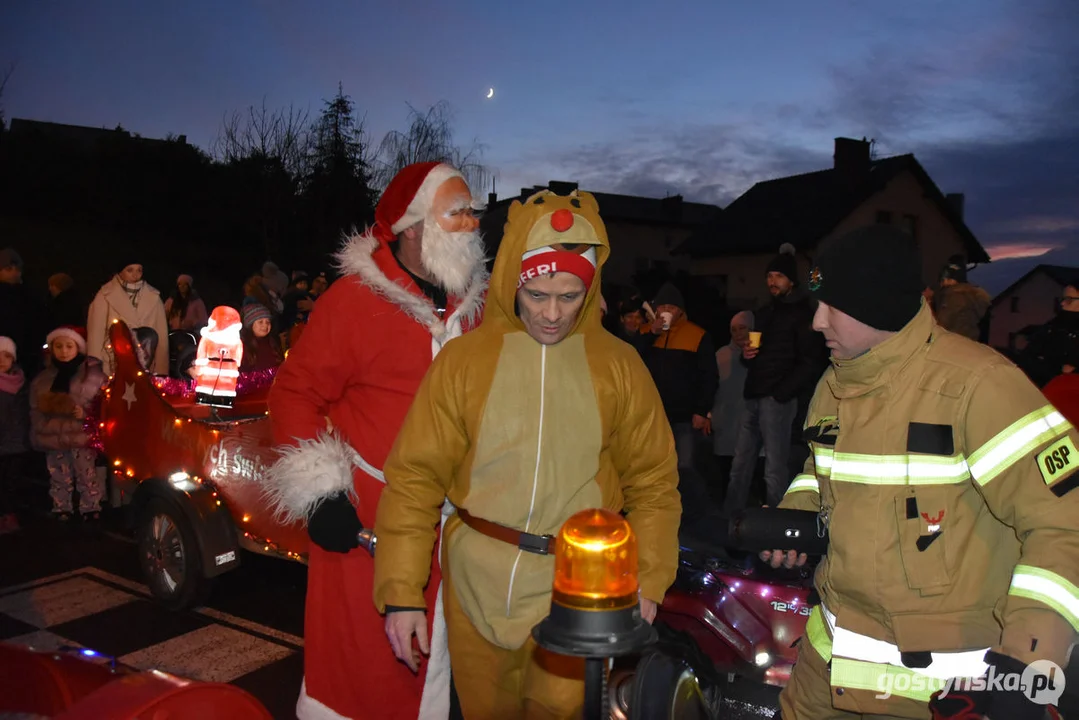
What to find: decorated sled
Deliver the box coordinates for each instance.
[96,320,307,609]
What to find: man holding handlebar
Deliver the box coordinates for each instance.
[766,225,1079,720]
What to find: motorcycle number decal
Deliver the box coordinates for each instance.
[771,600,812,616]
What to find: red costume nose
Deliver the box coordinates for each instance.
[550,209,574,233]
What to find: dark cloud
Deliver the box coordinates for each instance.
[517,128,829,207]
[496,0,1079,299]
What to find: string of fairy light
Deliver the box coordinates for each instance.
[88,339,304,563]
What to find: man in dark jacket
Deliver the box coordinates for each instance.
[724,245,826,512]
[633,282,719,537]
[0,248,45,379]
[1019,279,1079,388]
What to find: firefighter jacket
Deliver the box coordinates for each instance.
[780,302,1079,717]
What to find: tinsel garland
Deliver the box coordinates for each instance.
[151,367,278,399]
[84,368,278,451]
[84,396,105,454]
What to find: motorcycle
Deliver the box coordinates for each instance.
[612,511,825,719]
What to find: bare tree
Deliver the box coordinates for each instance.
[371,100,494,197]
[0,61,17,130]
[211,98,311,178]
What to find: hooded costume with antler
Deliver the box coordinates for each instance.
[372,190,680,717]
[264,162,487,720]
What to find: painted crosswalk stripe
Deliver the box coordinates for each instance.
[118,624,295,683]
[0,575,136,627]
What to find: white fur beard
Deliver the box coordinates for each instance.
[420,223,486,297]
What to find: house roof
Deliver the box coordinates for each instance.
[8,118,184,150]
[479,181,721,250]
[675,153,989,263]
[990,264,1079,306]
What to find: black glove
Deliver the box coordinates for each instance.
[307,492,362,553]
[930,651,1061,720]
[983,651,1061,720]
[930,687,988,720]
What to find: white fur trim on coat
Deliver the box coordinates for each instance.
[263,432,360,525]
[333,231,486,344]
[391,164,464,235]
[296,680,351,720]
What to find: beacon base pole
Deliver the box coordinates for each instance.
[583,656,607,720]
[530,508,658,720]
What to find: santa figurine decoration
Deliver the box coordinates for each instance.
[193,306,244,407]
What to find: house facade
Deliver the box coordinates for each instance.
[478,181,721,289]
[987,265,1077,354]
[677,138,989,310]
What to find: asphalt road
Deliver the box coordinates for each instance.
[5,475,1072,720]
[0,504,309,719]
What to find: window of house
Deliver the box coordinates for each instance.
[902,214,918,241]
[876,210,893,224]
[1010,296,1020,313]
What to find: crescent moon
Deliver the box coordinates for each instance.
[486,88,494,99]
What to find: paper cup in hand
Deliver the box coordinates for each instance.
[749,331,762,348]
[659,311,673,331]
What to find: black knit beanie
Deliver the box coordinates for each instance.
[653,282,685,308]
[766,243,799,284]
[809,225,924,332]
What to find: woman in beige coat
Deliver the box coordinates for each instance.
[87,263,169,376]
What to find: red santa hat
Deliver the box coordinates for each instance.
[204,306,242,334]
[372,162,465,244]
[46,326,87,355]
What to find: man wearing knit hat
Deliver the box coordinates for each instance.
[373,190,679,718]
[725,243,826,515]
[264,162,487,720]
[766,225,1079,720]
[934,254,991,342]
[631,281,718,540]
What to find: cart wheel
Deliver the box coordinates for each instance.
[628,650,714,720]
[137,497,211,610]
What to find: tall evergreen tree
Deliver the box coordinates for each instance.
[303,84,376,266]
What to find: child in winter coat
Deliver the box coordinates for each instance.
[0,336,28,533]
[30,327,108,521]
[240,301,283,373]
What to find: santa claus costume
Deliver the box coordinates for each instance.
[192,306,243,406]
[264,162,487,720]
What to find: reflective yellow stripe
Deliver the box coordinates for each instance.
[786,474,819,495]
[830,658,947,702]
[804,605,832,661]
[814,448,833,478]
[968,405,1071,486]
[812,605,986,701]
[813,449,970,486]
[1010,565,1079,632]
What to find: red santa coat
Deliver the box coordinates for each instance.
[265,231,486,720]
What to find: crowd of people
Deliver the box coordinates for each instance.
[260,161,1077,720]
[0,250,329,531]
[2,158,1078,720]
